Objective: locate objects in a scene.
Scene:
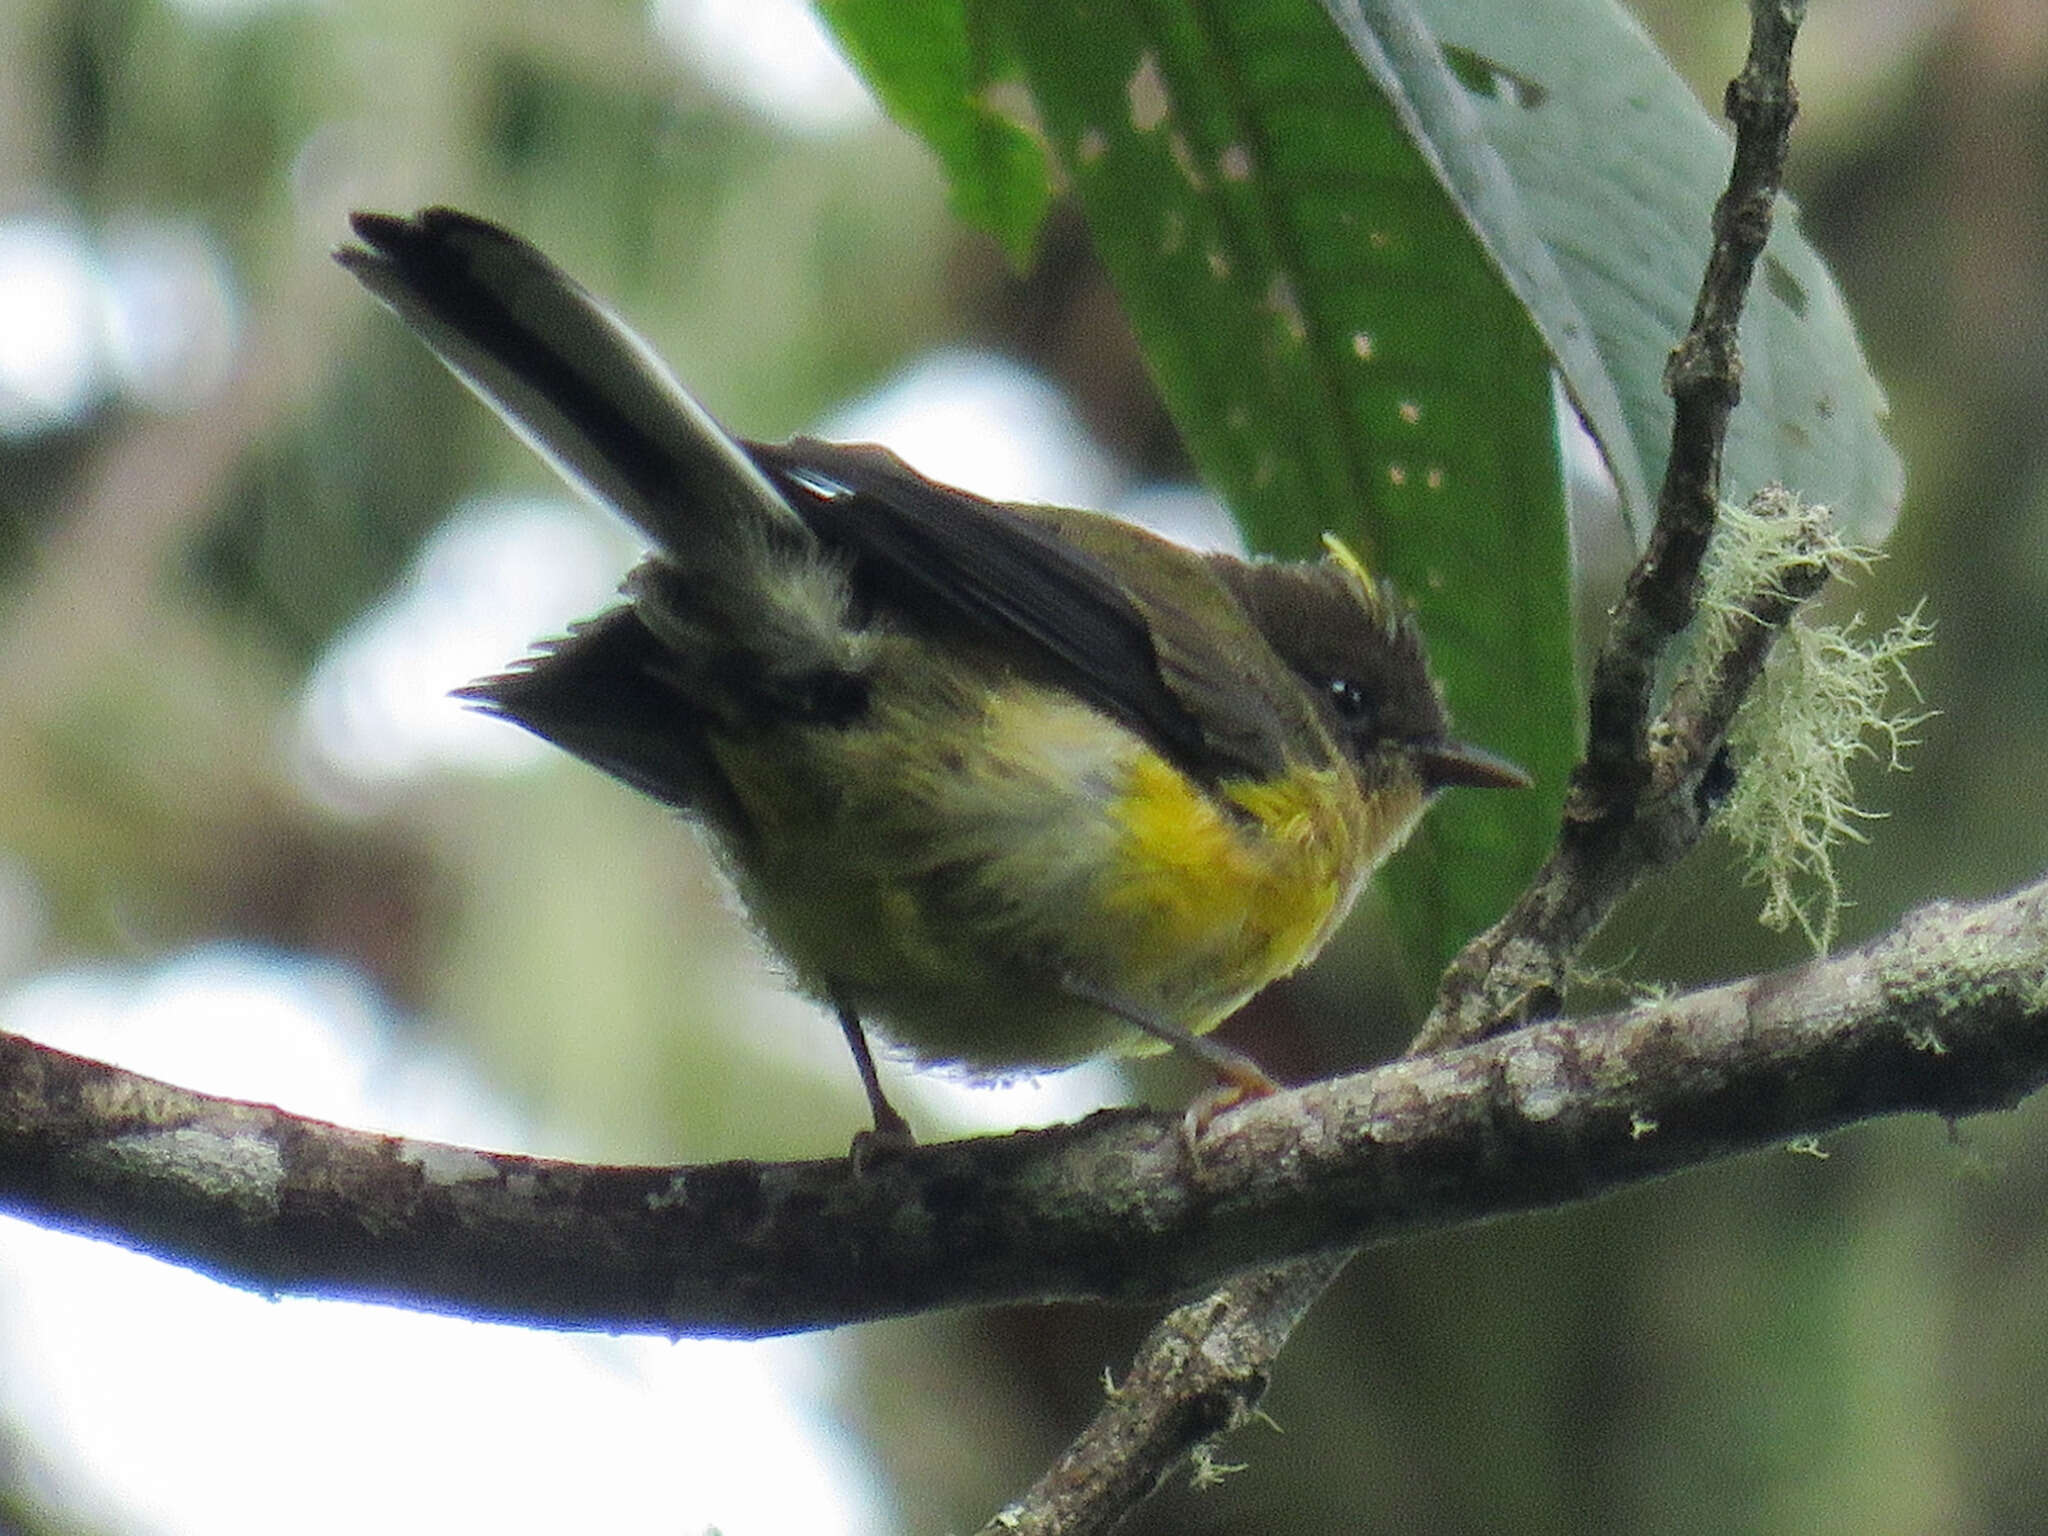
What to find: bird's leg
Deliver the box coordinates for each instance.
[1059,975,1280,1141]
[832,988,915,1165]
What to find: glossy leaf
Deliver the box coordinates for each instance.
[1419,0,1903,539]
[826,0,1579,979]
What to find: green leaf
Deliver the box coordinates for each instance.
[814,0,1051,264]
[967,0,1577,980]
[1322,0,1651,522]
[1417,0,1903,540]
[825,0,1578,978]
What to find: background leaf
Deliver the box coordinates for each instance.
[829,0,1578,982]
[1418,0,1904,539]
[1322,0,1650,523]
[814,0,1049,264]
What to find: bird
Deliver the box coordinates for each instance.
[337,207,1529,1146]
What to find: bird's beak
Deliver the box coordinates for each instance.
[1412,739,1533,791]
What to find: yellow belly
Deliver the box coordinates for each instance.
[1097,751,1422,1030]
[707,675,1420,1073]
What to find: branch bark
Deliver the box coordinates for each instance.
[977,1252,1349,1536]
[3,876,2043,1338]
[1421,0,1811,1050]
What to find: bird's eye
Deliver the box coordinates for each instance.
[1326,677,1376,727]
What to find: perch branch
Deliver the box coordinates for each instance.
[2,875,2042,1338]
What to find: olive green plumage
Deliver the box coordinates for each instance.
[339,207,1527,1128]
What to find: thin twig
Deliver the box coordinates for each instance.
[1585,0,1807,802]
[1419,0,1810,1050]
[978,1253,1349,1536]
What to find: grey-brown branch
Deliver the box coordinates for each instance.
[977,1252,1351,1536]
[2,876,2042,1338]
[1419,0,1811,1051]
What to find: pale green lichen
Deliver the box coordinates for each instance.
[1904,1024,1948,1055]
[1626,976,1675,1007]
[1699,488,1934,951]
[1554,952,1656,1008]
[1188,1445,1249,1490]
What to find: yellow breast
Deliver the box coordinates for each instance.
[1100,749,1424,1025]
[702,674,1428,1070]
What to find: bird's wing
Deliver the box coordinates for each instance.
[748,438,1241,778]
[342,210,1286,785]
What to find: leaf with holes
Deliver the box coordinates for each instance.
[1415,0,1902,540]
[827,0,1577,983]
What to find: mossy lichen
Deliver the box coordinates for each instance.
[1699,488,1934,951]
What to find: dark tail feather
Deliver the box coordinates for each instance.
[340,209,859,687]
[459,606,744,827]
[338,208,800,565]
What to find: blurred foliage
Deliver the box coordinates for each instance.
[0,1,2045,1534]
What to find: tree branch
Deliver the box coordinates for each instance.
[3,875,2043,1338]
[978,1252,1350,1536]
[1421,0,1811,1049]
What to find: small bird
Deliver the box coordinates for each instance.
[338,208,1528,1144]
